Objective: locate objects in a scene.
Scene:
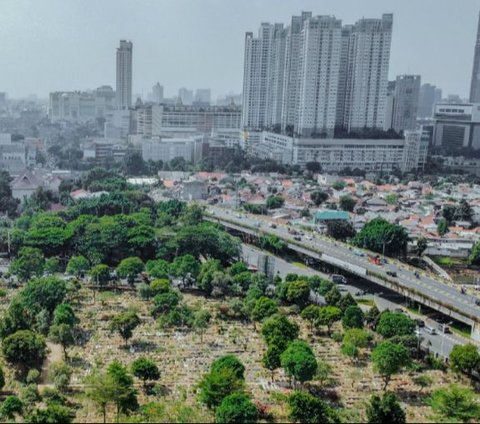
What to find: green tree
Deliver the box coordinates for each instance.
[310,190,329,206]
[49,324,74,359]
[324,286,341,307]
[385,193,399,205]
[89,264,111,286]
[131,357,160,391]
[338,293,357,312]
[250,297,278,325]
[301,305,321,333]
[449,344,480,378]
[53,303,77,327]
[288,391,338,424]
[469,241,480,265]
[0,366,5,391]
[116,257,144,285]
[25,404,74,424]
[197,259,223,295]
[286,280,310,307]
[151,290,181,317]
[215,393,258,423]
[342,305,365,329]
[261,313,299,346]
[416,237,428,257]
[198,367,244,410]
[192,309,211,342]
[66,255,90,277]
[343,328,371,349]
[437,218,449,236]
[266,195,284,209]
[44,257,61,274]
[0,395,23,420]
[353,217,409,258]
[49,361,72,393]
[262,341,286,381]
[428,384,480,423]
[326,220,356,241]
[339,195,357,212]
[106,361,139,420]
[2,330,46,372]
[0,170,19,217]
[211,355,245,380]
[317,306,342,335]
[376,312,415,339]
[21,276,67,319]
[109,311,141,346]
[366,392,406,424]
[281,340,318,385]
[371,342,411,391]
[414,374,433,392]
[9,247,45,281]
[170,254,200,285]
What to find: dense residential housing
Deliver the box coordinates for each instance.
[242,12,393,135]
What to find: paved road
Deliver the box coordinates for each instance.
[242,242,466,358]
[208,206,480,326]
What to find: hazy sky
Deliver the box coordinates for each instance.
[1,0,479,100]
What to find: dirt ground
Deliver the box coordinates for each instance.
[64,289,461,423]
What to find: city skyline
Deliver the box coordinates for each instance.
[1,0,479,99]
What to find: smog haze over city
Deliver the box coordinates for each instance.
[1,0,479,99]
[2,1,480,423]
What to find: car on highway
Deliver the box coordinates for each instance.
[268,223,277,229]
[331,274,347,284]
[414,319,425,328]
[293,235,301,241]
[386,271,398,277]
[438,324,451,334]
[353,250,365,257]
[425,326,437,335]
[394,308,405,314]
[475,299,480,306]
[355,290,367,296]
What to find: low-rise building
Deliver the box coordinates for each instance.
[141,136,203,163]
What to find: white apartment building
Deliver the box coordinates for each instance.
[49,87,115,122]
[135,105,241,136]
[247,130,427,173]
[141,136,203,163]
[104,109,132,139]
[116,40,133,109]
[340,14,393,131]
[242,13,393,135]
[152,83,164,104]
[297,16,342,137]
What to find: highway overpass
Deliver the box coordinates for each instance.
[206,208,480,341]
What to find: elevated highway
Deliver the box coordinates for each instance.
[206,207,480,340]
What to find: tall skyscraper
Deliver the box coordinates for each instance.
[241,12,393,136]
[178,88,194,105]
[417,83,442,119]
[389,75,421,133]
[297,16,342,137]
[116,40,133,109]
[339,14,393,132]
[469,11,480,102]
[152,83,164,104]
